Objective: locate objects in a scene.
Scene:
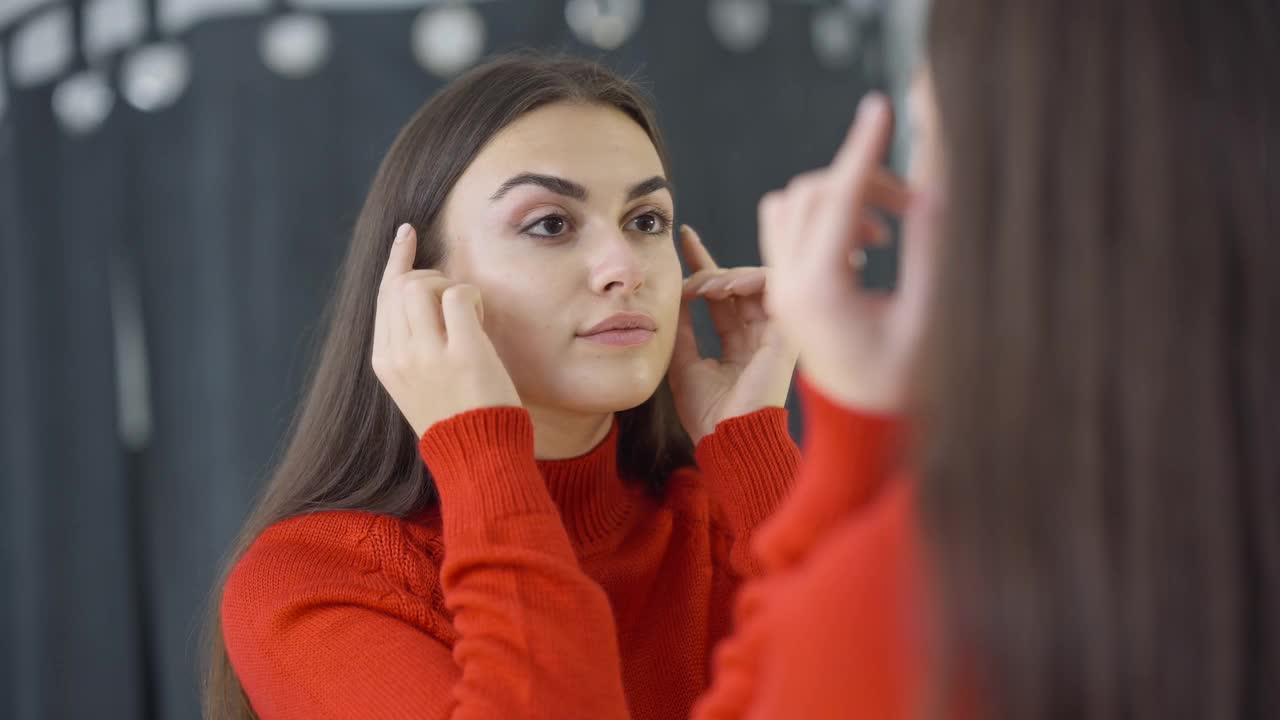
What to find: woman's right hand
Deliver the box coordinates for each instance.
[758,93,937,413]
[372,223,521,438]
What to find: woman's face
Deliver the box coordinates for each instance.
[441,101,682,416]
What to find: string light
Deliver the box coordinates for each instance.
[564,0,641,51]
[121,39,189,111]
[11,6,72,88]
[260,11,332,78]
[0,0,898,136]
[53,1,117,135]
[811,4,858,69]
[707,0,770,54]
[84,0,145,64]
[114,0,191,111]
[411,3,485,78]
[53,67,114,134]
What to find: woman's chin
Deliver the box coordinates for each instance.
[548,373,663,414]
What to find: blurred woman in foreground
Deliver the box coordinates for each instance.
[698,0,1279,717]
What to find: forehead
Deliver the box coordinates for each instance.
[457,101,667,192]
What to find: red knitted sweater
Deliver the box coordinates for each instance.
[222,407,800,719]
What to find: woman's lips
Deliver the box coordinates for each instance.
[577,328,656,347]
[577,311,657,346]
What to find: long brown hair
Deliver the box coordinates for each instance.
[917,0,1279,717]
[201,52,693,719]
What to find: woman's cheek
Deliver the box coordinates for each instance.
[469,283,534,348]
[652,252,684,314]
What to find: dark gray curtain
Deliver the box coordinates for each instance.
[1,3,886,718]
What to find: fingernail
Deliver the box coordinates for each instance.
[394,223,411,243]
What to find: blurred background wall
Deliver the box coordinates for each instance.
[0,0,924,717]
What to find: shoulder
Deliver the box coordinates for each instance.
[222,509,455,649]
[227,509,446,590]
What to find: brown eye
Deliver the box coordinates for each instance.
[525,214,569,237]
[625,212,669,235]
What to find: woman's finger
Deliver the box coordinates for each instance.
[700,267,761,300]
[735,291,770,327]
[867,169,912,215]
[380,223,417,292]
[785,169,828,193]
[722,268,767,298]
[679,225,720,273]
[682,268,729,298]
[717,269,769,337]
[375,225,418,353]
[440,284,486,350]
[831,93,895,183]
[400,274,451,345]
[699,279,751,357]
[689,270,737,298]
[787,180,826,244]
[819,94,896,261]
[709,298,748,358]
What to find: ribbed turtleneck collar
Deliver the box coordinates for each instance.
[535,418,636,551]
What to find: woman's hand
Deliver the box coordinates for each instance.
[372,223,521,438]
[759,93,936,413]
[669,225,799,445]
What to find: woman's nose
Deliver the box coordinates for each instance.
[588,230,646,295]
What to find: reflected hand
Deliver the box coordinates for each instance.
[669,225,798,444]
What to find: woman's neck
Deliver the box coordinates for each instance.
[524,404,614,460]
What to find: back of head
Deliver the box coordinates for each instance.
[918,0,1279,717]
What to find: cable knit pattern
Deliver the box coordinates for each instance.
[222,406,798,720]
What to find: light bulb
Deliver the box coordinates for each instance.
[12,7,72,88]
[708,0,770,54]
[565,0,642,51]
[812,5,859,69]
[52,69,115,135]
[412,4,486,78]
[260,12,332,79]
[121,41,190,112]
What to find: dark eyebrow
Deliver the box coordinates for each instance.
[490,173,587,202]
[626,176,674,202]
[489,173,674,204]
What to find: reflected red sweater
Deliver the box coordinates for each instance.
[222,407,799,720]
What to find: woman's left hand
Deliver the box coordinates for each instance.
[669,225,798,444]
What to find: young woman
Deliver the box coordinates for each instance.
[205,54,801,719]
[697,0,1279,718]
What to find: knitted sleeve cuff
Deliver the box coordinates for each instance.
[418,407,559,535]
[694,407,800,536]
